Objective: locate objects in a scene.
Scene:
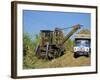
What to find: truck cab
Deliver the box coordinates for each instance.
[74,34,91,58]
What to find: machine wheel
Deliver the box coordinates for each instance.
[58,49,64,57]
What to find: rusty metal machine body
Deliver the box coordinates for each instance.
[35,24,81,60]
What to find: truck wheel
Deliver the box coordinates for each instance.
[74,53,79,58]
[85,53,90,57]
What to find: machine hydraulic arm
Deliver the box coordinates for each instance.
[61,24,81,45]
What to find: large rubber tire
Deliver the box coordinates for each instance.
[85,53,90,57]
[58,50,64,57]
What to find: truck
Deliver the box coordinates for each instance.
[74,34,91,58]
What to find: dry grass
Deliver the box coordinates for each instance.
[31,51,91,69]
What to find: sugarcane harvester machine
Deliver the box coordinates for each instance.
[35,24,81,60]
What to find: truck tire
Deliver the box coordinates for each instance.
[85,52,90,57]
[74,53,79,58]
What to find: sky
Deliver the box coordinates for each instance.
[23,10,91,39]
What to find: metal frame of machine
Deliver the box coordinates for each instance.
[35,24,81,60]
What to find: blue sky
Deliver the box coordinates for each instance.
[23,10,91,38]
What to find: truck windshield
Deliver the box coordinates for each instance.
[75,40,90,47]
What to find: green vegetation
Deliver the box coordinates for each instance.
[23,32,41,69]
[66,39,74,51]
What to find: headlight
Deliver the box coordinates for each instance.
[85,48,89,52]
[74,47,78,52]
